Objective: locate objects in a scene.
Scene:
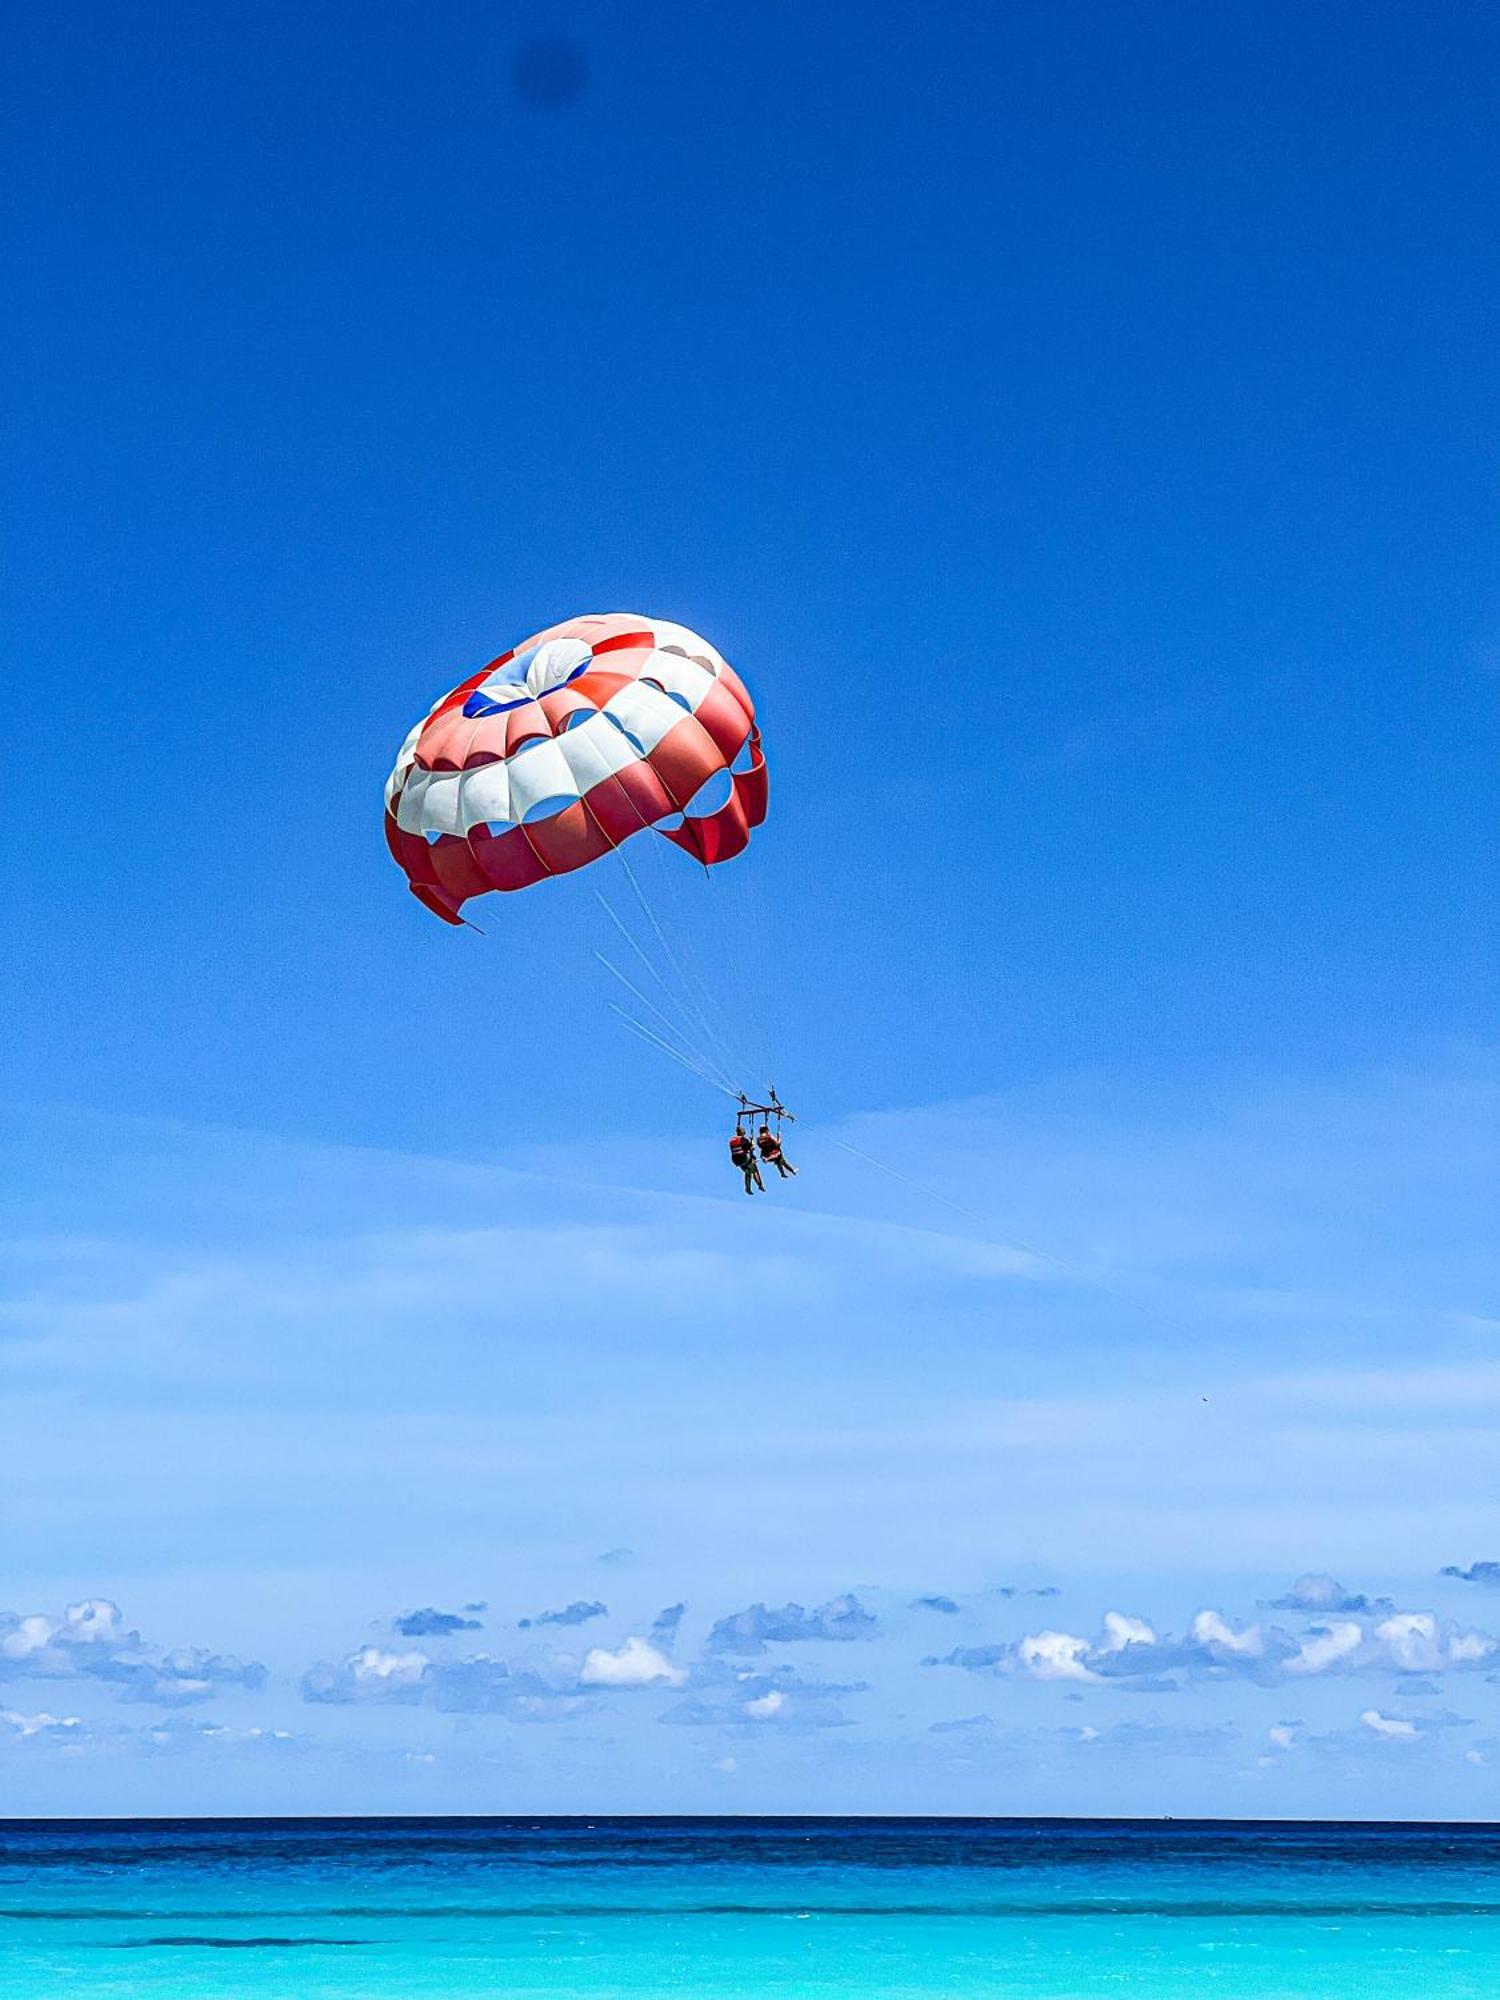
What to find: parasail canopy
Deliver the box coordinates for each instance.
[384,613,767,925]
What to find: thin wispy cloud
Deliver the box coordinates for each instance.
[707,1594,880,1654]
[519,1600,607,1631]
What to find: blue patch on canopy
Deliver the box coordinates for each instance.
[461,650,536,717]
[521,795,577,824]
[463,690,532,717]
[604,711,647,755]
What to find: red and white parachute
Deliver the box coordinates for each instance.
[384,613,767,926]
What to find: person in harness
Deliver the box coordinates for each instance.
[756,1123,797,1178]
[729,1125,764,1194]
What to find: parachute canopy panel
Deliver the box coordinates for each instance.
[384,614,768,924]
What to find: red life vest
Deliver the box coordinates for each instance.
[757,1132,781,1160]
[729,1134,752,1163]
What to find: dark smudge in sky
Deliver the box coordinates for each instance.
[510,37,589,111]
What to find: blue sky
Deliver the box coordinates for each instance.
[3,0,1497,1815]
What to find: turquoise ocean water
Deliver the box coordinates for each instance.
[3,1817,1499,1997]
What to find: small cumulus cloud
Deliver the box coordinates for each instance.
[650,1603,686,1647]
[1057,1718,1237,1755]
[394,1608,483,1638]
[1360,1708,1421,1741]
[1099,1612,1157,1654]
[2,1708,87,1744]
[1019,1629,1099,1682]
[911,1595,961,1615]
[1190,1610,1264,1659]
[302,1643,585,1720]
[1287,1621,1365,1675]
[518,1600,607,1631]
[1376,1612,1459,1674]
[660,1659,866,1732]
[926,1599,1494,1691]
[925,1643,1008,1671]
[1441,1562,1500,1588]
[141,1716,305,1756]
[303,1645,430,1704]
[706,1593,878,1654]
[579,1637,685,1688]
[1266,1573,1389,1615]
[0,1600,265,1706]
[2,1708,304,1758]
[1288,1703,1485,1759]
[661,1673,855,1733]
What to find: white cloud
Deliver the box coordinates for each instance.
[2,1599,123,1662]
[1360,1709,1419,1741]
[1447,1630,1492,1665]
[1,1616,56,1662]
[1287,1621,1363,1674]
[2,1708,84,1739]
[0,1599,265,1705]
[1374,1613,1441,1673]
[744,1690,786,1719]
[1192,1610,1263,1656]
[579,1637,686,1689]
[61,1600,125,1644]
[1017,1631,1096,1682]
[350,1646,429,1687]
[1100,1612,1157,1653]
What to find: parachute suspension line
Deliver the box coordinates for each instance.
[591,890,740,1094]
[576,778,752,1099]
[825,1137,1045,1247]
[592,887,696,1028]
[577,747,758,1095]
[593,948,739,1095]
[607,1005,742,1101]
[462,893,737,1101]
[611,1009,723,1091]
[825,1136,1193,1335]
[610,837,747,1093]
[696,859,779,1096]
[651,843,770,1093]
